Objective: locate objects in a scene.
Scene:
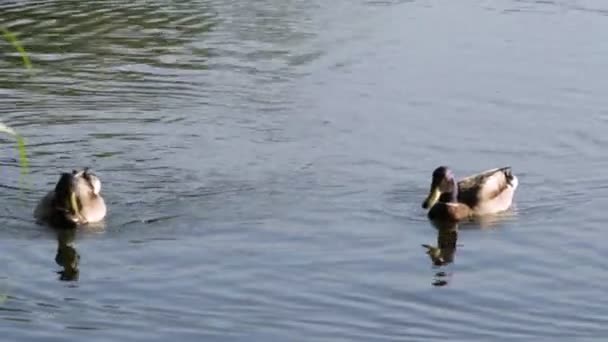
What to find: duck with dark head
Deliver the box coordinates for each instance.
[422,166,518,222]
[34,168,106,228]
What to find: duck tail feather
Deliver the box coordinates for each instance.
[499,166,514,185]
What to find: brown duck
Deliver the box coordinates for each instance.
[34,168,106,227]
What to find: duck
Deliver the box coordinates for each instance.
[34,168,106,227]
[421,166,518,222]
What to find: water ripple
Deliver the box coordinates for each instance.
[2,0,608,341]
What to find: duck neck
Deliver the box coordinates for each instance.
[445,178,458,203]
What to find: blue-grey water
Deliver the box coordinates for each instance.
[1,0,608,340]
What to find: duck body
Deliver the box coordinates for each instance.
[422,166,518,222]
[34,168,106,227]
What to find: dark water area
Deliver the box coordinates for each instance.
[1,0,608,340]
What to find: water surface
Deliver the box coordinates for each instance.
[2,0,608,341]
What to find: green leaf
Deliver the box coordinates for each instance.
[0,121,29,175]
[1,26,32,70]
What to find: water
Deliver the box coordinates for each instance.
[1,0,608,340]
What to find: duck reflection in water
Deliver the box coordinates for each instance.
[55,229,80,281]
[422,220,459,287]
[421,214,514,286]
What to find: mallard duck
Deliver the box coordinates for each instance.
[421,166,518,221]
[34,168,106,227]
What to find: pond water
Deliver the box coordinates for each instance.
[1,0,608,341]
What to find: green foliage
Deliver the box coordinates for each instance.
[1,27,32,70]
[1,27,30,174]
[0,122,29,174]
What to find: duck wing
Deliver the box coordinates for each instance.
[457,167,514,207]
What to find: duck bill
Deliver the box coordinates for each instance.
[67,191,81,218]
[422,187,441,209]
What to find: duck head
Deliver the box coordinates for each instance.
[422,166,458,209]
[53,168,102,224]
